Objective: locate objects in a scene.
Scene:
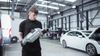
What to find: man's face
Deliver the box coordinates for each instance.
[28,11,37,21]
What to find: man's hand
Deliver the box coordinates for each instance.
[20,40,24,47]
[42,29,48,34]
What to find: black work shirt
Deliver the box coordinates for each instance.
[19,19,42,52]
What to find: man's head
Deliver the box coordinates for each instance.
[28,6,38,21]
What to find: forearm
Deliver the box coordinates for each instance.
[19,32,23,41]
[19,32,24,46]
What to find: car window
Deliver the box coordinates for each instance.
[67,31,77,36]
[82,31,92,36]
[75,32,85,38]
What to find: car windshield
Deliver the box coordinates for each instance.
[82,31,92,36]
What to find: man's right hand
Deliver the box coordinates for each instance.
[19,40,24,47]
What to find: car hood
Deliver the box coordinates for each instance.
[89,27,100,41]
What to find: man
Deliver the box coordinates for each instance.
[19,6,42,56]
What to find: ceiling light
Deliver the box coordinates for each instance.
[0,7,12,9]
[57,12,60,14]
[65,0,76,2]
[41,1,51,4]
[48,15,50,17]
[39,11,48,14]
[42,1,51,3]
[38,0,51,4]
[0,0,20,2]
[38,0,66,7]
[72,5,76,8]
[0,0,11,2]
[35,3,59,10]
[38,0,44,1]
[51,2,66,7]
[59,4,66,7]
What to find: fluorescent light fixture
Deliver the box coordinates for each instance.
[41,0,51,3]
[0,0,20,2]
[51,2,66,7]
[0,7,17,10]
[35,3,59,10]
[57,12,60,14]
[38,0,66,7]
[59,3,66,7]
[0,7,12,9]
[38,0,44,1]
[0,0,11,2]
[72,5,76,8]
[40,1,51,4]
[48,15,50,17]
[65,0,76,2]
[39,11,48,14]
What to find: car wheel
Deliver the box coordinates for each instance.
[11,36,18,43]
[86,44,97,56]
[62,40,67,48]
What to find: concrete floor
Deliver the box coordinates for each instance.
[4,39,89,56]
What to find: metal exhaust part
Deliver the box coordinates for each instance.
[22,28,48,45]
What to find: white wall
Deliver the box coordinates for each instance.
[37,14,47,28]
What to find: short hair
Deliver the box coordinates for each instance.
[28,6,38,15]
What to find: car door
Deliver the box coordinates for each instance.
[72,31,86,50]
[65,31,77,48]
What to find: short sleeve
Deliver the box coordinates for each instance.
[19,21,25,33]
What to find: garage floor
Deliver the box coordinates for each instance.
[4,39,89,56]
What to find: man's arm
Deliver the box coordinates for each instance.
[19,32,24,46]
[19,32,23,41]
[19,20,25,42]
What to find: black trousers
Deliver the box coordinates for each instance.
[0,46,3,56]
[22,49,41,56]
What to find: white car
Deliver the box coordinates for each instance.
[60,28,100,56]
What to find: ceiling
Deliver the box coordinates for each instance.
[0,0,94,15]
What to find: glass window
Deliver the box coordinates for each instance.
[75,32,85,38]
[67,32,75,36]
[82,31,92,36]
